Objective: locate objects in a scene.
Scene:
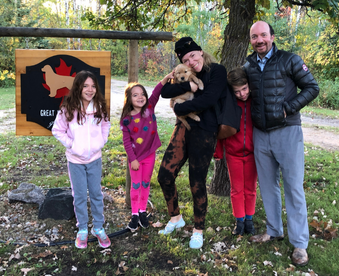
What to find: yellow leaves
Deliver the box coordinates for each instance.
[0,70,16,86]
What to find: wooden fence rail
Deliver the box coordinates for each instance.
[0,27,173,41]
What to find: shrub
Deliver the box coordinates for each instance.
[310,77,339,109]
[0,70,16,88]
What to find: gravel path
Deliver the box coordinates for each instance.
[110,79,174,119]
[1,79,339,151]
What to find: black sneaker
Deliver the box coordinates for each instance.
[138,212,149,228]
[232,220,245,236]
[127,215,139,231]
[244,219,255,235]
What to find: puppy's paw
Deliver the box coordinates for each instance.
[198,81,204,90]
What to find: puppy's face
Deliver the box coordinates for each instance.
[174,64,193,83]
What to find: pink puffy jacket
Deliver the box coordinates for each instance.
[52,101,111,164]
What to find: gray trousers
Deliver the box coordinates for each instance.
[253,125,309,249]
[68,158,104,230]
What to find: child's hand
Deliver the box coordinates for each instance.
[131,160,140,171]
[161,71,174,85]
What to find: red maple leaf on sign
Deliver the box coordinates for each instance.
[42,58,76,105]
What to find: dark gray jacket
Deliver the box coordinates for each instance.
[244,43,319,131]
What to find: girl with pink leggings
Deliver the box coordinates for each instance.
[120,73,173,231]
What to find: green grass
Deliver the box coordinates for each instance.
[1,116,339,275]
[302,123,339,134]
[302,105,339,119]
[0,87,15,110]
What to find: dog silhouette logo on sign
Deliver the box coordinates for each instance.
[41,61,76,98]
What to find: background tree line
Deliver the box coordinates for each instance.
[1,0,338,80]
[1,0,339,108]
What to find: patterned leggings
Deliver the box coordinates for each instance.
[129,152,155,214]
[157,123,216,230]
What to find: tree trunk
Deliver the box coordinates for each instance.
[209,0,255,197]
[220,0,255,70]
[65,0,70,49]
[209,154,231,196]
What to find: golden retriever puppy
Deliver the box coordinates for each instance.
[170,64,204,130]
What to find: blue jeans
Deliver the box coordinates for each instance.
[68,158,104,230]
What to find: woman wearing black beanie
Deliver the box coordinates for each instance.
[157,37,230,249]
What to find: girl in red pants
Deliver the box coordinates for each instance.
[214,68,257,236]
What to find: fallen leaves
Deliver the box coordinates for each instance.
[8,253,20,262]
[31,250,53,259]
[309,219,338,240]
[151,221,163,228]
[21,267,33,275]
[263,260,273,267]
[100,249,111,256]
[115,261,129,275]
[286,264,295,272]
[211,242,228,253]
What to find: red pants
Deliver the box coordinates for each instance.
[225,153,257,218]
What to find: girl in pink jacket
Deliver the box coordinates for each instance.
[52,71,111,249]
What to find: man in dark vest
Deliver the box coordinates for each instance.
[244,21,319,266]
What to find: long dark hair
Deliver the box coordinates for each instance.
[120,82,149,122]
[60,70,108,124]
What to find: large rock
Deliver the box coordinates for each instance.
[38,188,75,220]
[8,183,45,206]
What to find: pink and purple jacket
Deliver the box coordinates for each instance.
[52,101,111,164]
[120,82,163,162]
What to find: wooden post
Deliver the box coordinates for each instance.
[125,40,139,207]
[128,40,138,83]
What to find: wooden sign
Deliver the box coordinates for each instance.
[15,49,111,136]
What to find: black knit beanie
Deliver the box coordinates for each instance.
[175,37,202,63]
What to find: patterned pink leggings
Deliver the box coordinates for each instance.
[129,152,155,214]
